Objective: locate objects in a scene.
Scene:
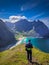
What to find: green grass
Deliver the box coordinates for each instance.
[0,44,49,65]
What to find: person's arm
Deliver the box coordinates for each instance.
[25,44,27,51]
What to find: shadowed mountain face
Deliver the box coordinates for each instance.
[5,21,14,30]
[32,20,49,38]
[5,19,49,38]
[15,19,33,32]
[0,19,16,50]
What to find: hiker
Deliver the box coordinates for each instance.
[25,40,33,62]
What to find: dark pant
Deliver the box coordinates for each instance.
[27,51,32,61]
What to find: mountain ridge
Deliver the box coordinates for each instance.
[5,19,49,38]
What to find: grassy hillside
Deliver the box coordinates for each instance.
[0,44,49,65]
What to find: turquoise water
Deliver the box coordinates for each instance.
[21,37,49,53]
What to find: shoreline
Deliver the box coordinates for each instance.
[10,37,26,49]
[0,37,26,52]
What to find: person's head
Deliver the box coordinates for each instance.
[28,40,31,42]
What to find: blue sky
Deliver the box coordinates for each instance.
[0,0,49,21]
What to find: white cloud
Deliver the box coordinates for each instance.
[21,1,40,11]
[31,13,44,20]
[21,7,23,11]
[1,16,27,23]
[21,3,37,11]
[9,16,27,23]
[0,18,9,22]
[1,15,49,28]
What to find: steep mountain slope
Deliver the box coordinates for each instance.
[5,21,15,30]
[0,19,16,51]
[15,19,33,32]
[32,20,49,37]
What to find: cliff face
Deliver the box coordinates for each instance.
[0,19,16,48]
[32,20,49,38]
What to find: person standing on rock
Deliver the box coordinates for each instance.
[25,40,33,62]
